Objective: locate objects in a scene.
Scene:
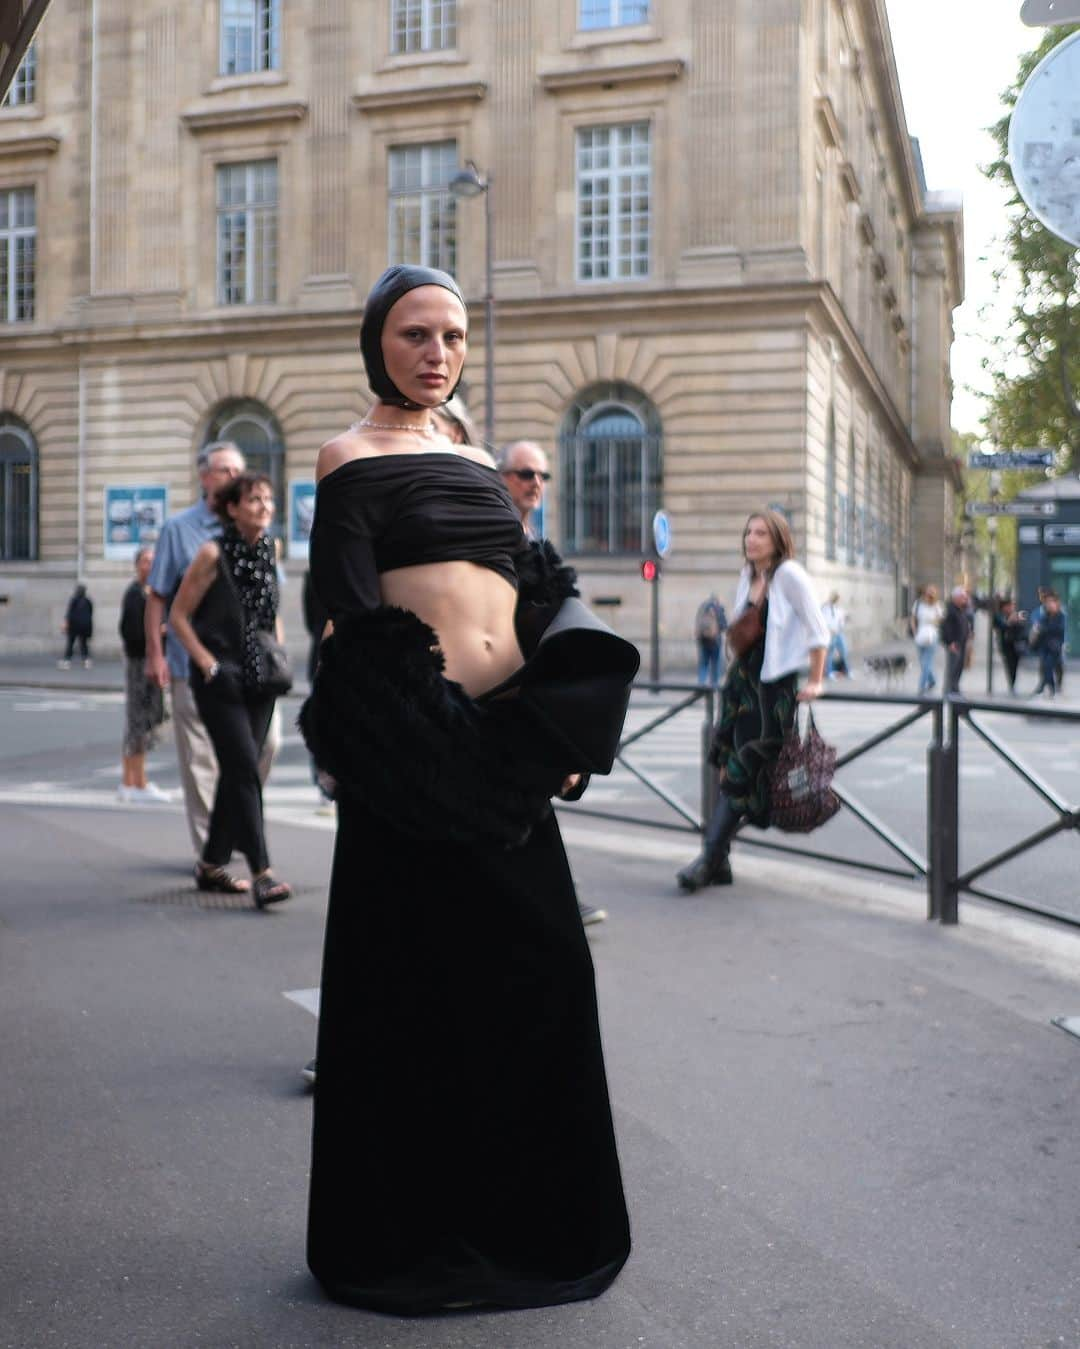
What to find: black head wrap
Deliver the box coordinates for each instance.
[359,265,467,409]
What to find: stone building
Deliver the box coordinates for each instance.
[0,0,962,662]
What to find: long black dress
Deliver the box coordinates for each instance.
[304,452,631,1314]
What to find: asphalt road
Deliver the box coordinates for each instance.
[4,686,1080,1346]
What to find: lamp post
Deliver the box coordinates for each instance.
[985,513,998,694]
[449,160,495,448]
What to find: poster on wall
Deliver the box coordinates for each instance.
[103,485,168,561]
[289,480,317,560]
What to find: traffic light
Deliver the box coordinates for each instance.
[641,558,660,582]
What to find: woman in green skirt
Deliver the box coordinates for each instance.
[677,510,829,892]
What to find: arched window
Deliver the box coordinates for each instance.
[559,382,662,556]
[0,414,36,560]
[824,405,837,561]
[204,399,285,536]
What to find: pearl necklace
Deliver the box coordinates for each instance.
[353,418,435,437]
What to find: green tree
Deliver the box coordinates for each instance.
[983,23,1080,477]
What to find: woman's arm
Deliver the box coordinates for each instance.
[798,645,827,703]
[170,542,222,679]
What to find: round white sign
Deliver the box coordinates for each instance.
[652,510,671,558]
[1009,30,1080,247]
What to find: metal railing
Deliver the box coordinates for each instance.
[561,683,1080,928]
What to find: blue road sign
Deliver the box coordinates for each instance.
[652,510,671,558]
[967,450,1054,470]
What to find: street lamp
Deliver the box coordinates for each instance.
[449,160,495,448]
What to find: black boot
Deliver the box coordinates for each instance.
[677,796,741,892]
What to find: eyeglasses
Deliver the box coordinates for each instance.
[504,468,551,482]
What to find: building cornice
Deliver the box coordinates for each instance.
[181,100,308,133]
[539,58,685,93]
[351,81,487,113]
[0,131,59,157]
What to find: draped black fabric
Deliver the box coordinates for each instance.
[307,793,631,1315]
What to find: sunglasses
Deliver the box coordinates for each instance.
[505,468,551,482]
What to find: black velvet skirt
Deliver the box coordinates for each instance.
[306,762,631,1315]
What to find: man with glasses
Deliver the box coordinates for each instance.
[498,439,607,927]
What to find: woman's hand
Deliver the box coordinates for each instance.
[797,680,825,703]
[560,773,582,797]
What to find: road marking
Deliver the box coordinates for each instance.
[283,987,320,1017]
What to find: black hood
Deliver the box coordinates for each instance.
[359,265,466,409]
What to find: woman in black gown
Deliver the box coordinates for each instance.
[302,265,633,1315]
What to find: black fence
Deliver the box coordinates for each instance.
[562,684,1080,928]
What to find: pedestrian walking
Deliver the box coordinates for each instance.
[677,509,828,892]
[694,592,727,686]
[1029,586,1066,694]
[993,597,1027,694]
[941,585,970,694]
[498,436,607,926]
[1031,590,1067,697]
[821,591,851,678]
[117,547,169,802]
[168,472,292,905]
[910,583,944,694]
[301,264,632,1314]
[59,583,93,668]
[145,441,280,860]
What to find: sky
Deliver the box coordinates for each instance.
[884,1,1041,436]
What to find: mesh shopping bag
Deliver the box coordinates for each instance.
[766,708,841,833]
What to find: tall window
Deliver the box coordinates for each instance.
[576,123,651,282]
[206,401,285,535]
[0,416,36,560]
[580,0,650,28]
[846,433,857,565]
[392,0,456,53]
[0,188,35,323]
[388,141,457,273]
[217,161,278,305]
[220,0,281,76]
[2,41,37,107]
[560,383,662,556]
[824,406,837,561]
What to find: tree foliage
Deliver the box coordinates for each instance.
[983,23,1080,476]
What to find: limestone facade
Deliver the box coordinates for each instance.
[0,0,962,662]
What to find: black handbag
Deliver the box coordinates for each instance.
[255,628,293,697]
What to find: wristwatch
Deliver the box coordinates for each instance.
[205,660,220,681]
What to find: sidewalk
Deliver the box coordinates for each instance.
[3,774,1080,1345]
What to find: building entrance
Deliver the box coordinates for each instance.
[1049,557,1080,653]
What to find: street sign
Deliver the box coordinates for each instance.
[965,500,1058,517]
[1021,0,1080,25]
[652,509,672,558]
[1009,31,1080,247]
[966,450,1055,470]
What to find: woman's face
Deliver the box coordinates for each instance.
[228,483,275,536]
[743,516,776,567]
[381,285,468,409]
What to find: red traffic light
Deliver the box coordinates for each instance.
[641,558,659,582]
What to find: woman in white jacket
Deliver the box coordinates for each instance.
[677,510,829,892]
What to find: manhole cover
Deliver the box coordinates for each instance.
[133,885,318,911]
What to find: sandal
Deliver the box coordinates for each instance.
[252,874,292,909]
[194,862,251,894]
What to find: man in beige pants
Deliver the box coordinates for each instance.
[145,441,279,861]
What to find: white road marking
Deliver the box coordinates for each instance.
[283,987,320,1017]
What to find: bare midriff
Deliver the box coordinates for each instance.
[380,560,523,698]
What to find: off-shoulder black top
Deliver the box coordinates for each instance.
[309,451,525,618]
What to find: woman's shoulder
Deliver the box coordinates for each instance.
[773,558,812,589]
[316,430,377,483]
